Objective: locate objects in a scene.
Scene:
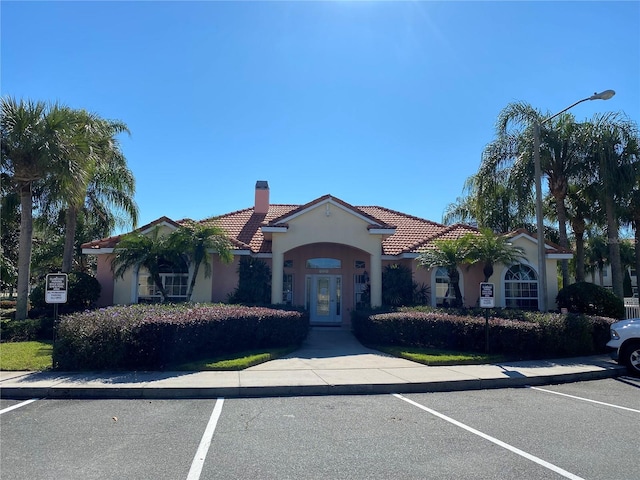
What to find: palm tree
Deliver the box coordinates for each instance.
[482,102,586,288]
[582,112,639,298]
[584,233,609,286]
[565,184,596,282]
[1,98,90,320]
[111,227,183,303]
[417,235,474,307]
[468,228,526,283]
[167,222,232,302]
[443,173,533,232]
[58,112,133,273]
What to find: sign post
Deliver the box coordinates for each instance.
[479,283,495,353]
[45,273,68,344]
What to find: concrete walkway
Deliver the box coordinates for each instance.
[0,327,625,399]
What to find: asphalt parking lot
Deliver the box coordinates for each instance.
[1,377,638,480]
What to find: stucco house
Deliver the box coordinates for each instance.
[82,181,572,326]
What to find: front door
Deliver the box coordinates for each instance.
[308,275,342,325]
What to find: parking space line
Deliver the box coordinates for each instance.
[393,393,585,480]
[187,398,225,480]
[528,386,640,413]
[0,398,39,415]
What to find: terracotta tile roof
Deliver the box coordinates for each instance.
[199,202,479,256]
[83,197,566,257]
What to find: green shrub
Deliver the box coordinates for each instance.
[351,308,614,359]
[29,272,101,313]
[1,317,54,342]
[53,303,309,370]
[556,282,625,319]
[227,258,272,305]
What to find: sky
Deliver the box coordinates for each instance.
[2,1,639,236]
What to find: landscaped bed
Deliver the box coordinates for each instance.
[53,303,309,370]
[352,307,616,360]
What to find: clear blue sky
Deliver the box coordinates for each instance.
[2,1,639,235]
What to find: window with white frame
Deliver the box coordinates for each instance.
[354,272,369,309]
[138,273,188,301]
[504,264,538,310]
[138,258,189,302]
[435,267,456,307]
[282,273,294,305]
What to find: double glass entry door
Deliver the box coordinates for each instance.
[308,275,342,324]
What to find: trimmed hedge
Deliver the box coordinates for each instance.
[352,308,615,359]
[556,282,625,319]
[53,304,309,370]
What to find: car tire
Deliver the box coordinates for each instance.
[621,341,640,376]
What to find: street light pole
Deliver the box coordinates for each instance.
[533,90,615,312]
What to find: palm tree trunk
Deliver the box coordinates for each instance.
[605,197,624,298]
[553,192,571,288]
[186,264,199,302]
[62,204,78,273]
[574,229,585,282]
[15,183,33,321]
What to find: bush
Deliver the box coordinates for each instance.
[351,308,614,359]
[556,282,625,319]
[1,317,54,342]
[53,303,309,370]
[29,272,101,313]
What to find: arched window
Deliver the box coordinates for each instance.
[504,264,538,310]
[434,267,457,307]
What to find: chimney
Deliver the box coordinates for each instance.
[254,180,270,214]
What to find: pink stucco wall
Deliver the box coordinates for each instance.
[95,254,115,307]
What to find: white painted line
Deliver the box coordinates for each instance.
[529,386,640,413]
[187,398,225,480]
[0,398,38,415]
[393,393,585,480]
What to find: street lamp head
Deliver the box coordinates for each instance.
[590,89,615,101]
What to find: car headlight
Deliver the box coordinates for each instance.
[610,329,620,340]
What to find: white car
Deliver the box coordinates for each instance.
[607,318,640,375]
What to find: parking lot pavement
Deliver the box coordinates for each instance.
[1,378,637,480]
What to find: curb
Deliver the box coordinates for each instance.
[0,365,625,400]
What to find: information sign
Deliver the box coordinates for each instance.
[45,273,68,304]
[479,282,495,308]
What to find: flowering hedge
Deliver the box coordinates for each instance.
[53,304,309,370]
[351,309,615,358]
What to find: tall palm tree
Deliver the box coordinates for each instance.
[483,102,586,288]
[61,112,132,273]
[166,222,232,302]
[468,228,526,283]
[443,173,533,232]
[417,235,474,307]
[583,112,639,298]
[1,97,89,320]
[565,184,596,282]
[584,233,609,286]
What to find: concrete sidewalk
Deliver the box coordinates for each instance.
[0,328,625,399]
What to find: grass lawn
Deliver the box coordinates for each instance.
[0,341,506,372]
[376,345,506,366]
[172,347,296,371]
[0,341,53,371]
